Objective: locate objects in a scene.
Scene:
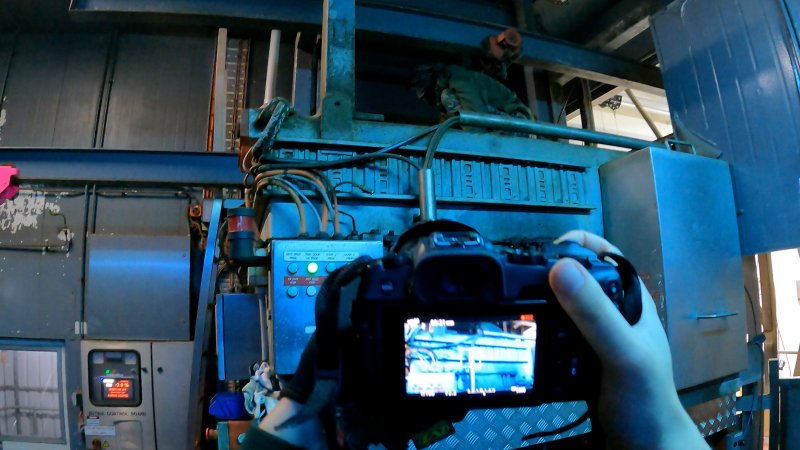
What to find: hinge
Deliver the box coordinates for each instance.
[74,321,88,335]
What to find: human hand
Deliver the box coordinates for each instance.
[548,230,709,450]
[254,335,329,450]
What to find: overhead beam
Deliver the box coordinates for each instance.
[556,0,663,86]
[69,0,663,93]
[2,148,243,187]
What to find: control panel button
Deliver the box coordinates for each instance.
[306,286,318,296]
[287,263,299,274]
[287,286,299,298]
[325,262,337,273]
[306,262,319,274]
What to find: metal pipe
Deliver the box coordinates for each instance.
[457,111,662,151]
[418,168,436,221]
[625,88,663,139]
[257,290,269,362]
[264,29,282,103]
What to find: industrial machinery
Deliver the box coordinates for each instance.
[2,0,799,449]
[80,341,192,450]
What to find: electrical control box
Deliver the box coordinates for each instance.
[81,341,193,450]
[269,239,384,374]
[88,350,142,408]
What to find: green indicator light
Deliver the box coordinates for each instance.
[105,369,111,374]
[307,262,319,274]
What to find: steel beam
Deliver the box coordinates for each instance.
[319,0,355,139]
[1,148,243,187]
[69,0,663,92]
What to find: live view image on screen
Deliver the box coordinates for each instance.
[404,315,536,398]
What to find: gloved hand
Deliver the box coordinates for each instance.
[278,334,318,404]
[548,230,710,450]
[248,334,330,450]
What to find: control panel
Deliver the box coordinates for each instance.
[88,350,142,407]
[269,239,384,374]
[81,341,193,450]
[81,342,155,450]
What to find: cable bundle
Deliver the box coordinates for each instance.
[242,98,458,237]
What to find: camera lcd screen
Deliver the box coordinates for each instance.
[404,315,536,398]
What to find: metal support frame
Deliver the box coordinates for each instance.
[457,111,659,150]
[578,79,596,145]
[625,88,663,139]
[0,148,243,187]
[69,0,663,93]
[318,0,355,139]
[188,199,244,449]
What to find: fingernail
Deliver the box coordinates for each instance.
[552,259,586,295]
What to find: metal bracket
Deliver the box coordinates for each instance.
[665,138,698,155]
[736,394,771,411]
[319,0,355,140]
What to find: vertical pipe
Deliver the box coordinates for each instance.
[418,169,437,222]
[12,351,21,435]
[512,0,538,118]
[264,29,282,103]
[579,79,597,147]
[258,292,269,362]
[625,88,663,139]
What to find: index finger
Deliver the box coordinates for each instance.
[554,230,622,256]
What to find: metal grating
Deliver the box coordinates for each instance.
[225,38,250,154]
[409,402,591,449]
[687,394,739,437]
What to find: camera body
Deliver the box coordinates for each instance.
[331,221,640,430]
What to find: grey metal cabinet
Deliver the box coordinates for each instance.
[601,148,747,390]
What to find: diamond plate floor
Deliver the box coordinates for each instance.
[407,402,591,450]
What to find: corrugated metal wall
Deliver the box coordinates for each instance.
[652,0,800,255]
[0,29,215,449]
[0,32,214,150]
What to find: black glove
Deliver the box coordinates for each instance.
[278,333,318,404]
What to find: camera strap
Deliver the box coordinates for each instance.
[315,255,376,376]
[599,252,643,325]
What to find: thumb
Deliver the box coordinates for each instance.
[549,258,636,361]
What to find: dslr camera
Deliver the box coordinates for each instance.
[314,220,642,444]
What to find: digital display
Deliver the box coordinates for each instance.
[88,350,141,407]
[102,378,134,400]
[405,315,536,398]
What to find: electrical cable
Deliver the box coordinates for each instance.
[520,410,590,442]
[258,152,422,172]
[337,210,358,236]
[778,328,795,375]
[258,169,337,234]
[743,285,765,445]
[333,181,374,194]
[423,116,460,169]
[373,123,440,154]
[281,174,335,229]
[273,176,324,235]
[253,178,307,235]
[265,178,314,236]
